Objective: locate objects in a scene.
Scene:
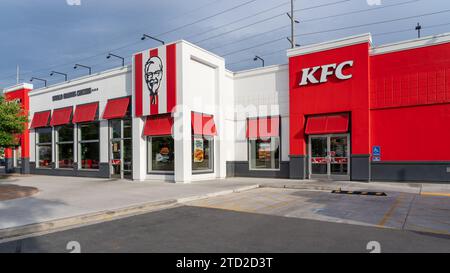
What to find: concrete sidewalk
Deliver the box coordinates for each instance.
[224,177,450,195]
[0,175,258,231]
[0,175,448,238]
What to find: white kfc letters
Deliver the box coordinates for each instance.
[299,60,354,86]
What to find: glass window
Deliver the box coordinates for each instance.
[192,136,213,172]
[249,137,280,170]
[123,119,132,139]
[148,136,174,173]
[80,142,99,169]
[56,125,74,169]
[110,119,122,139]
[14,147,21,168]
[78,122,99,170]
[38,127,52,143]
[80,122,99,141]
[36,128,52,168]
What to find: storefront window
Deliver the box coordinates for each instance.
[148,136,174,173]
[56,124,74,169]
[36,128,52,168]
[249,137,280,170]
[192,136,213,172]
[13,147,22,168]
[78,122,99,170]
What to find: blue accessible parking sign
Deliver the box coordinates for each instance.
[372,146,381,161]
[372,146,381,156]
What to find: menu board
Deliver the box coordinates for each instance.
[257,142,271,160]
[156,145,171,163]
[193,138,204,163]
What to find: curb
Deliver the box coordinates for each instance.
[259,183,422,194]
[0,184,259,242]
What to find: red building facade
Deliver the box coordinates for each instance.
[288,33,450,182]
[3,83,32,174]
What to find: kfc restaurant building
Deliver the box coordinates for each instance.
[3,32,450,182]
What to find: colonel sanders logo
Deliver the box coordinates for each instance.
[145,56,163,104]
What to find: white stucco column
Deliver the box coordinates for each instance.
[99,119,109,163]
[132,116,146,181]
[173,107,192,183]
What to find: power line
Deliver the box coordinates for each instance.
[194,0,351,44]
[210,0,421,52]
[295,9,450,38]
[156,0,260,37]
[227,21,450,68]
[301,0,421,23]
[185,0,292,41]
[210,24,290,51]
[222,9,450,57]
[0,0,260,83]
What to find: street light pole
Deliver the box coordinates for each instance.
[50,71,68,81]
[141,34,165,45]
[30,77,47,87]
[107,53,125,67]
[74,64,92,75]
[253,55,265,67]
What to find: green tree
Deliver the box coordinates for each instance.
[0,96,28,147]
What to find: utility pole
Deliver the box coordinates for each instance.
[16,65,19,84]
[415,22,422,38]
[290,0,295,48]
[286,0,299,48]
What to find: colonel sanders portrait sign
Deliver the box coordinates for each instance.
[133,43,178,117]
[145,56,163,104]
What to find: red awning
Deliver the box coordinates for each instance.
[191,112,217,136]
[50,107,72,126]
[102,97,130,120]
[72,102,98,123]
[143,115,173,136]
[30,111,51,128]
[305,113,349,135]
[247,116,280,139]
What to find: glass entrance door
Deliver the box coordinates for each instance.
[111,140,121,178]
[110,119,132,179]
[309,134,350,180]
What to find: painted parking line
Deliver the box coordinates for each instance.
[377,194,405,227]
[421,192,450,197]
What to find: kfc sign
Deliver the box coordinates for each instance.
[299,60,353,86]
[133,44,178,117]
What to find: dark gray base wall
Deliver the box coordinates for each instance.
[226,161,290,179]
[21,158,30,174]
[371,162,450,182]
[30,162,110,178]
[351,155,370,181]
[5,157,13,173]
[289,155,307,179]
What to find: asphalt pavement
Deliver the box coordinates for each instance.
[1,205,449,253]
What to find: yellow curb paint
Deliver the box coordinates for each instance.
[378,194,404,227]
[421,192,450,197]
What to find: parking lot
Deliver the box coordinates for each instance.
[185,187,450,235]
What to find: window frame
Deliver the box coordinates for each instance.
[147,135,175,174]
[248,136,281,171]
[192,135,214,174]
[77,121,100,170]
[36,127,53,169]
[55,124,75,169]
[109,118,133,177]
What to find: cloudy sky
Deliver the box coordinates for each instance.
[0,0,449,89]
